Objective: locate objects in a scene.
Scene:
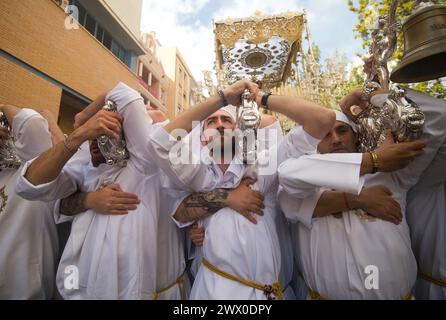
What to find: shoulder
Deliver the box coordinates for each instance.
[260,114,278,129]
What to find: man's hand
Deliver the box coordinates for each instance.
[223,80,259,106]
[85,183,140,215]
[339,89,367,121]
[357,185,402,225]
[227,178,265,224]
[190,223,205,247]
[375,131,425,172]
[340,88,390,121]
[71,110,122,145]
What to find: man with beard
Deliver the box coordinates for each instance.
[16,82,162,299]
[278,87,445,298]
[182,114,296,299]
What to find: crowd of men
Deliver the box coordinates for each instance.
[0,69,445,300]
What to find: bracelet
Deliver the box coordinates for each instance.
[370,151,379,174]
[261,92,272,110]
[343,192,351,211]
[63,134,77,153]
[217,90,229,107]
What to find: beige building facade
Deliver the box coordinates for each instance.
[0,0,149,133]
[138,32,168,113]
[158,47,199,120]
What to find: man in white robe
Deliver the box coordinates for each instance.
[278,89,446,299]
[54,111,190,301]
[16,83,164,299]
[0,104,57,299]
[405,95,446,300]
[185,117,297,299]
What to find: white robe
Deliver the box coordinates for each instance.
[277,90,446,299]
[148,123,315,300]
[154,173,190,300]
[0,109,57,299]
[404,93,446,300]
[17,83,162,300]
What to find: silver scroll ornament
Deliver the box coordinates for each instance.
[236,89,261,166]
[0,112,21,170]
[356,0,425,152]
[97,100,129,166]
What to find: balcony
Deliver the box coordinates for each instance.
[138,77,160,99]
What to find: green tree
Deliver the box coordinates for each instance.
[348,0,446,97]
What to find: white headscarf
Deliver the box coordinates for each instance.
[200,105,237,135]
[335,110,357,133]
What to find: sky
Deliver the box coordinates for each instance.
[140,0,367,82]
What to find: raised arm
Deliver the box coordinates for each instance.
[255,92,336,140]
[164,80,259,134]
[24,110,122,186]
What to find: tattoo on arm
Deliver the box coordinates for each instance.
[59,190,88,216]
[175,189,229,223]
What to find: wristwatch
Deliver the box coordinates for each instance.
[261,92,272,109]
[218,90,229,107]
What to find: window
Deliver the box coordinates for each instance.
[67,0,134,70]
[111,40,120,57]
[85,14,96,35]
[76,2,86,25]
[96,25,104,42]
[103,31,112,50]
[118,46,126,62]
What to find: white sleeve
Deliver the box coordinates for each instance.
[277,125,321,165]
[159,174,194,228]
[372,90,446,190]
[255,125,320,194]
[15,158,80,202]
[12,108,52,162]
[277,186,325,229]
[106,82,156,174]
[278,153,365,197]
[148,125,216,192]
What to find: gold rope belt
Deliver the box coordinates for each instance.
[308,288,413,300]
[152,271,186,300]
[202,258,284,300]
[418,272,446,288]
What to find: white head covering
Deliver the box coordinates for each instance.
[201,105,237,134]
[220,105,237,122]
[335,110,357,133]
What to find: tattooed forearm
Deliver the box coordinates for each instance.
[59,190,88,216]
[174,189,229,223]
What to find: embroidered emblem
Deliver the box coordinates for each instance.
[352,209,377,222]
